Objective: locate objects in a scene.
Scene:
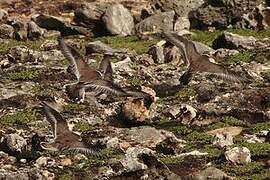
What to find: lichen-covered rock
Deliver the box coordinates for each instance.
[102,4,134,36]
[4,134,27,152]
[7,46,43,63]
[225,147,251,164]
[148,41,165,64]
[27,21,44,40]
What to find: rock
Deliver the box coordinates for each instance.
[125,126,185,150]
[0,24,14,39]
[225,147,251,165]
[121,97,150,124]
[120,147,154,172]
[174,16,190,30]
[35,157,49,167]
[0,9,8,22]
[85,41,121,55]
[27,21,44,40]
[196,83,217,102]
[244,134,265,143]
[192,167,232,180]
[135,11,175,34]
[102,4,134,36]
[213,32,267,50]
[150,0,204,16]
[207,127,243,137]
[148,40,165,64]
[167,104,197,125]
[32,14,90,36]
[4,134,27,152]
[74,2,106,36]
[9,18,28,41]
[164,45,182,65]
[213,133,234,148]
[8,46,43,63]
[213,48,239,60]
[190,0,264,30]
[60,158,72,166]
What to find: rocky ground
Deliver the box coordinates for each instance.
[0,0,270,179]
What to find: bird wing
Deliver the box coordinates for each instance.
[83,79,127,96]
[42,101,70,139]
[98,54,113,81]
[164,32,244,83]
[58,37,89,81]
[162,32,189,65]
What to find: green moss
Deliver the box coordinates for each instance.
[0,109,37,127]
[4,68,42,81]
[0,38,48,54]
[175,87,196,101]
[126,77,143,87]
[94,36,158,54]
[207,116,245,131]
[245,122,270,134]
[58,174,73,180]
[63,103,88,113]
[227,29,270,40]
[224,50,253,64]
[156,121,193,136]
[191,30,222,47]
[200,145,223,159]
[31,83,60,97]
[222,161,267,179]
[73,121,94,133]
[159,154,185,164]
[235,143,270,157]
[185,131,212,145]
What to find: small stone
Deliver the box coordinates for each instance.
[35,157,49,167]
[5,134,27,152]
[20,159,27,163]
[225,147,251,165]
[60,158,72,166]
[41,170,55,180]
[213,133,234,148]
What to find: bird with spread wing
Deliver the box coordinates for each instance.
[41,101,102,156]
[58,37,153,105]
[163,32,248,85]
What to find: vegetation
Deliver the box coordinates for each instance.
[0,109,37,127]
[3,68,43,81]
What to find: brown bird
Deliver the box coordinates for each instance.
[41,101,101,156]
[58,37,153,106]
[163,32,245,85]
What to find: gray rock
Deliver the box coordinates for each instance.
[225,147,251,164]
[174,16,190,31]
[8,46,43,63]
[148,41,165,64]
[213,133,234,148]
[135,11,175,34]
[190,0,264,30]
[102,4,134,36]
[193,167,232,180]
[0,24,13,39]
[74,2,107,36]
[5,134,27,152]
[150,0,204,16]
[0,9,8,22]
[213,31,268,50]
[85,41,121,55]
[27,21,44,40]
[164,45,182,65]
[9,18,28,41]
[167,104,197,125]
[32,14,90,36]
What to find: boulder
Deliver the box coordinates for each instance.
[135,11,175,34]
[102,4,134,36]
[32,14,90,36]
